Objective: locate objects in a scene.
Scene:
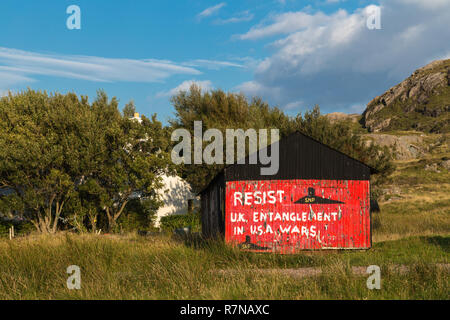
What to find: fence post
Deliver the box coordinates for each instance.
[8,226,15,240]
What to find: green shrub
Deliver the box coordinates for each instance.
[0,221,12,237]
[117,198,158,233]
[0,220,34,238]
[160,212,201,233]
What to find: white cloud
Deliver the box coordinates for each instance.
[235,80,282,102]
[214,11,254,24]
[183,59,244,70]
[396,0,449,10]
[156,80,213,97]
[284,100,304,110]
[0,47,201,84]
[236,0,450,113]
[0,47,249,99]
[236,10,330,40]
[0,71,35,96]
[197,3,226,20]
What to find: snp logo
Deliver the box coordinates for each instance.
[66,5,81,30]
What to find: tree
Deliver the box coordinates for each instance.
[289,105,394,182]
[123,100,136,118]
[170,86,393,193]
[88,92,170,232]
[0,90,96,233]
[170,84,292,192]
[0,89,171,233]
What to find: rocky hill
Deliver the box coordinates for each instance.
[325,112,360,124]
[362,59,450,133]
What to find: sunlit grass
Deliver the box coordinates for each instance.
[0,137,449,300]
[0,230,448,299]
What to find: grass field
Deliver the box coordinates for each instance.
[0,134,449,300]
[0,216,448,300]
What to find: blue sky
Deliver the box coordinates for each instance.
[1,0,449,123]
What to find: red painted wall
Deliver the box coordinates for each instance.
[225,179,371,252]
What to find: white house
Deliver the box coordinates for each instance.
[154,174,199,228]
[129,113,198,227]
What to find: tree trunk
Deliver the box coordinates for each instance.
[88,210,97,233]
[105,200,128,233]
[51,200,64,233]
[31,195,64,234]
[32,212,53,233]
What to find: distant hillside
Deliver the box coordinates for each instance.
[324,112,360,124]
[362,59,450,133]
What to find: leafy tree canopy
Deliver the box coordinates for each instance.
[170,85,393,193]
[123,100,136,118]
[0,89,170,233]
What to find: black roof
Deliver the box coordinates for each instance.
[199,131,375,195]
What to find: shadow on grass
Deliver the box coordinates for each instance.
[178,233,371,269]
[422,235,450,253]
[181,233,233,253]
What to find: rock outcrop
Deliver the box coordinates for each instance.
[325,112,360,124]
[364,133,425,160]
[362,59,450,133]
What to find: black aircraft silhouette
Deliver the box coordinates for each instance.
[294,188,344,204]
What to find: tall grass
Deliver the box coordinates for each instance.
[0,231,448,299]
[0,146,448,300]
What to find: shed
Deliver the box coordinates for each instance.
[199,131,375,253]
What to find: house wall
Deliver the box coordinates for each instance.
[154,174,198,228]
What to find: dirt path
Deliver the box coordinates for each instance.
[216,264,450,279]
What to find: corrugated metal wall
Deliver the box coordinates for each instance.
[225,179,371,252]
[200,131,373,250]
[224,132,371,182]
[201,172,225,237]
